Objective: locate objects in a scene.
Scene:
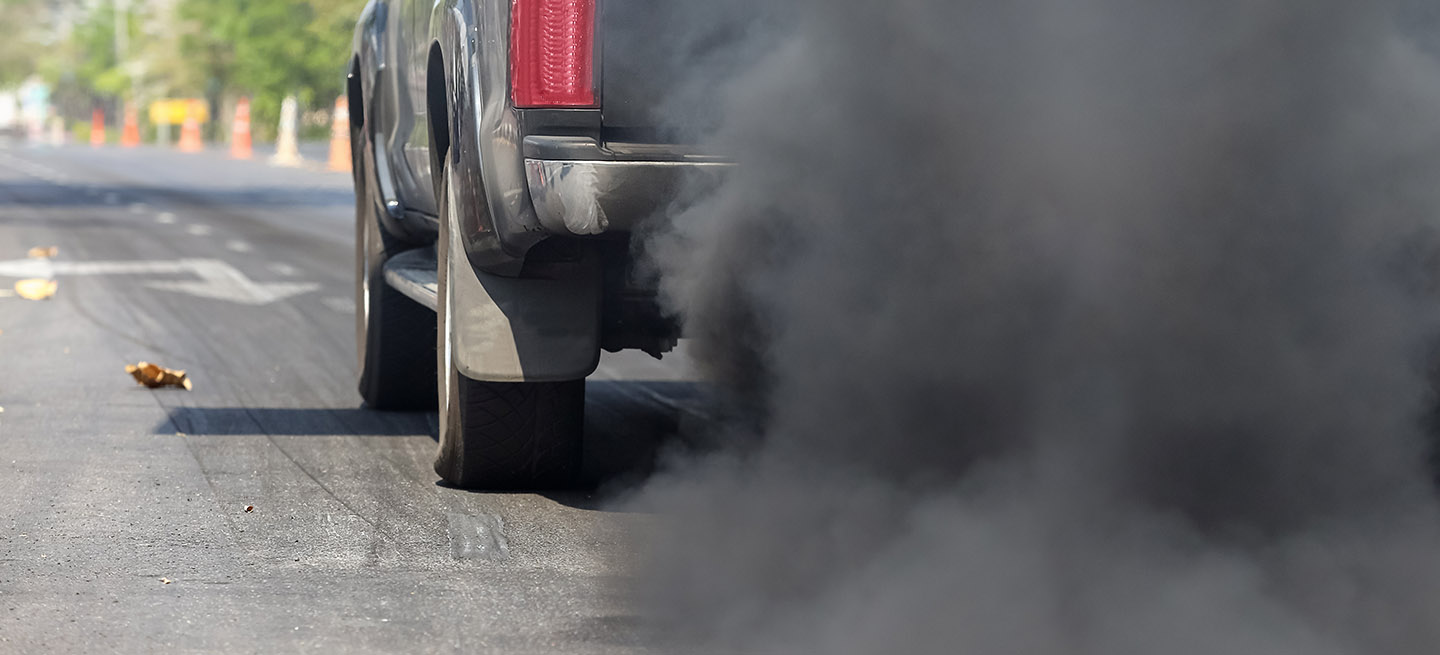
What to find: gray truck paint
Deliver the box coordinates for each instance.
[351,0,731,381]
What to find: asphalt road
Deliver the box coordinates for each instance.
[0,144,700,653]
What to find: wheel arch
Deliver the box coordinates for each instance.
[348,56,365,133]
[349,0,386,108]
[426,42,451,204]
[426,0,550,276]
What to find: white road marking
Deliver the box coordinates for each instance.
[185,225,212,236]
[155,212,177,224]
[322,297,354,313]
[0,258,318,306]
[148,261,318,305]
[0,259,186,278]
[0,151,69,182]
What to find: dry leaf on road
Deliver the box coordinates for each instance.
[126,362,193,391]
[26,246,58,259]
[244,505,255,513]
[14,279,57,301]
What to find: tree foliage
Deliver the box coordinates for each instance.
[178,0,358,137]
[6,0,361,137]
[0,0,48,87]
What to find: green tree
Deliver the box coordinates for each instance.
[41,1,146,126]
[23,0,360,138]
[68,3,134,97]
[0,0,49,87]
[178,0,359,140]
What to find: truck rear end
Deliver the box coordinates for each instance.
[505,0,752,356]
[512,0,750,236]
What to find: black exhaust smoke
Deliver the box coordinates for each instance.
[627,1,1440,652]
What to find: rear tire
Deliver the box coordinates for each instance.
[436,372,585,490]
[355,133,437,410]
[433,160,584,489]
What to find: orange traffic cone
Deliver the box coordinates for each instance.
[178,101,204,153]
[230,97,253,160]
[121,107,141,148]
[89,109,106,147]
[327,96,351,172]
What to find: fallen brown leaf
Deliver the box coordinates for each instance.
[126,362,193,390]
[244,505,255,513]
[26,246,58,259]
[14,279,56,301]
[159,578,172,585]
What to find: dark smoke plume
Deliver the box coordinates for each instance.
[629,1,1440,653]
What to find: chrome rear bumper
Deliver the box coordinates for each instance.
[524,159,733,236]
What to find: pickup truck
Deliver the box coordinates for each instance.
[347,0,730,489]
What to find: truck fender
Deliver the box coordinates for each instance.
[350,1,386,102]
[432,0,549,274]
[351,1,416,241]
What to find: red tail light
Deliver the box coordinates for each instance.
[511,0,596,108]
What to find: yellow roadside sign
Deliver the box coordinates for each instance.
[148,99,209,126]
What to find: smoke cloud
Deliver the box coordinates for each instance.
[627,1,1440,653]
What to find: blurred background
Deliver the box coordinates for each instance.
[0,0,359,148]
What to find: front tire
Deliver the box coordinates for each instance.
[355,131,436,410]
[433,160,584,489]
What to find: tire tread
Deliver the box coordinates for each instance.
[441,378,584,489]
